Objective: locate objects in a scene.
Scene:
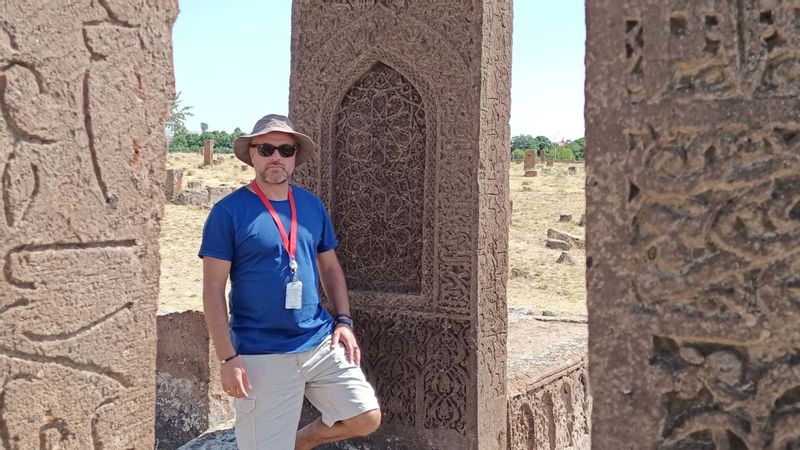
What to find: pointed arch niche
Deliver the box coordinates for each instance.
[332,62,426,294]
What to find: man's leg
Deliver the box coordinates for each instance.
[295,409,381,450]
[235,354,305,450]
[299,336,381,450]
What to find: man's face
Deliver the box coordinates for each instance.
[249,132,297,185]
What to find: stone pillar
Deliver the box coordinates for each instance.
[155,311,232,449]
[165,168,184,201]
[0,2,177,448]
[290,1,511,448]
[203,139,214,165]
[523,150,537,171]
[587,1,800,448]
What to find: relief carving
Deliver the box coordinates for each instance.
[333,62,426,294]
[651,336,800,449]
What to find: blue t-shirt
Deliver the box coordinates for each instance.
[199,185,337,354]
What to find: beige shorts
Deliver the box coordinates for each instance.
[233,335,380,450]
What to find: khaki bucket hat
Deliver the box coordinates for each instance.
[233,114,316,167]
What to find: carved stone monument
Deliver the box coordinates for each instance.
[290,1,511,448]
[0,2,177,448]
[523,150,537,171]
[587,1,800,448]
[202,139,214,166]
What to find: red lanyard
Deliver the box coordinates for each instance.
[251,181,297,261]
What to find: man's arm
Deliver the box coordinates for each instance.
[317,249,350,316]
[203,256,235,360]
[317,249,361,365]
[203,256,250,397]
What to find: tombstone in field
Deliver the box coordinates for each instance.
[523,150,536,171]
[290,1,511,448]
[0,2,177,447]
[165,168,184,201]
[587,1,800,447]
[202,139,214,165]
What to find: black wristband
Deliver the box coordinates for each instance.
[334,312,352,319]
[335,317,354,329]
[221,354,238,365]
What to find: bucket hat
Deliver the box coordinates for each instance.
[233,114,316,166]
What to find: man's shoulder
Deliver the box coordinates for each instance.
[291,185,324,206]
[210,187,253,215]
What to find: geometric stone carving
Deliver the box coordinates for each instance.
[0,2,177,447]
[290,1,511,448]
[587,1,800,447]
[333,63,425,294]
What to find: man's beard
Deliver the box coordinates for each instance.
[260,167,289,184]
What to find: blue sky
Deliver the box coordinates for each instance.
[172,1,585,140]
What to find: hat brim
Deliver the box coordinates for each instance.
[234,127,315,167]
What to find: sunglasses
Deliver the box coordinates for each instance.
[250,143,298,158]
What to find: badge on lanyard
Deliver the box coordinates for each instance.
[251,181,303,309]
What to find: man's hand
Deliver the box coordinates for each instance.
[331,324,361,367]
[220,358,252,398]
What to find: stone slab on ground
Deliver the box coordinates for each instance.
[506,313,588,388]
[506,314,589,450]
[547,228,585,249]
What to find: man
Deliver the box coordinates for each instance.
[199,114,381,450]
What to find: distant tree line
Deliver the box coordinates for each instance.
[166,92,244,153]
[510,134,585,161]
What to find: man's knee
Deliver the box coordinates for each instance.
[343,409,381,436]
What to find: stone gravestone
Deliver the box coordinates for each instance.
[165,168,184,201]
[0,2,177,448]
[290,1,511,448]
[523,150,536,171]
[587,1,800,448]
[202,139,214,166]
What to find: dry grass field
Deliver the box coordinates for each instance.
[158,154,587,317]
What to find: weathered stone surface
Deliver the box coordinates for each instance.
[546,239,571,250]
[202,139,214,166]
[166,168,184,201]
[523,150,537,170]
[207,186,236,205]
[577,214,585,227]
[523,170,538,177]
[186,180,203,189]
[559,214,573,223]
[587,1,800,447]
[508,362,590,450]
[289,1,511,448]
[176,189,209,207]
[156,311,233,450]
[0,1,178,448]
[556,252,577,265]
[545,160,554,167]
[506,317,589,450]
[547,228,585,250]
[568,166,577,175]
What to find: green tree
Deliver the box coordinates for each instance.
[511,148,525,160]
[567,137,585,160]
[547,145,576,160]
[531,135,556,153]
[511,134,536,152]
[166,91,193,134]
